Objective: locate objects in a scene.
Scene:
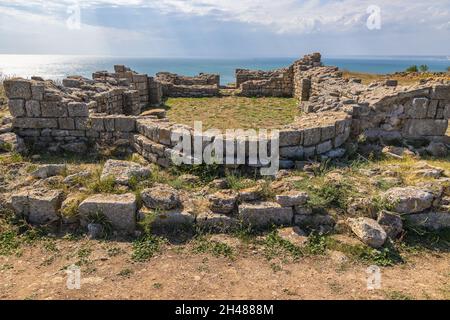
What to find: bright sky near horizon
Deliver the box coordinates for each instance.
[0,0,449,57]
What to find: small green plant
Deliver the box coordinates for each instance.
[118,268,134,277]
[385,290,414,300]
[263,230,303,260]
[418,65,429,72]
[132,235,165,262]
[193,236,234,258]
[405,65,418,73]
[304,233,328,255]
[87,211,113,238]
[0,230,21,256]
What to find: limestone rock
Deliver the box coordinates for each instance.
[238,186,261,202]
[384,187,434,214]
[347,217,387,248]
[78,193,137,233]
[275,191,309,207]
[210,178,229,189]
[426,142,448,157]
[31,164,66,179]
[238,202,293,228]
[405,212,450,231]
[11,188,64,225]
[207,190,238,214]
[294,214,335,231]
[377,210,403,239]
[141,184,181,210]
[63,171,91,185]
[101,159,150,185]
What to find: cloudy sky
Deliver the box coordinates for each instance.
[0,0,449,57]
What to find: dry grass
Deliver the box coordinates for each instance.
[343,70,450,86]
[166,96,299,130]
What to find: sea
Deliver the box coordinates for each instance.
[0,55,449,85]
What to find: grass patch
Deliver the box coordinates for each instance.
[132,235,165,262]
[166,96,299,130]
[342,70,450,86]
[262,230,303,260]
[192,236,234,259]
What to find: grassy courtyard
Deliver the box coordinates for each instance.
[165,96,299,130]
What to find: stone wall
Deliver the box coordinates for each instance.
[354,85,450,144]
[236,52,322,98]
[155,72,220,98]
[4,78,139,153]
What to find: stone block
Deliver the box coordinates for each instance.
[78,194,137,233]
[140,209,195,232]
[303,127,321,146]
[279,130,302,147]
[276,191,309,207]
[58,118,75,130]
[13,118,58,129]
[8,99,25,117]
[41,102,68,117]
[406,98,429,119]
[316,140,333,154]
[67,102,89,117]
[431,85,450,100]
[115,116,136,132]
[101,159,151,185]
[31,83,45,101]
[25,100,41,117]
[238,202,293,228]
[11,188,64,225]
[403,119,448,137]
[321,125,335,141]
[196,212,239,233]
[279,146,304,159]
[75,117,89,130]
[3,79,32,99]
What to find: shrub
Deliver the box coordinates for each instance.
[405,65,418,73]
[419,64,429,72]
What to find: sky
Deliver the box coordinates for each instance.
[0,0,449,57]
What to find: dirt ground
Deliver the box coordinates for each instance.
[0,234,449,300]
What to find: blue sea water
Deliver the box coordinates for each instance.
[0,55,449,85]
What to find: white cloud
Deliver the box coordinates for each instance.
[1,0,449,34]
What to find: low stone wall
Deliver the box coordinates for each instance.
[156,72,220,98]
[355,85,450,144]
[237,52,322,98]
[4,78,139,153]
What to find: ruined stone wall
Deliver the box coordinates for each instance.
[4,78,139,153]
[155,72,220,98]
[354,85,450,144]
[236,52,322,98]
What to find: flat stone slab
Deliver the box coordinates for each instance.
[101,159,150,185]
[275,191,309,207]
[141,184,181,210]
[11,188,64,225]
[238,202,293,228]
[384,187,434,214]
[78,193,137,233]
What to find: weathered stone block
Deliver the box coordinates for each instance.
[196,212,239,232]
[75,117,89,130]
[78,194,137,233]
[347,217,387,248]
[3,79,32,99]
[403,119,448,137]
[41,102,68,117]
[104,118,115,132]
[384,187,434,214]
[427,100,439,118]
[115,116,136,132]
[279,130,302,147]
[238,202,293,228]
[13,118,58,129]
[11,188,64,225]
[8,99,26,117]
[294,214,335,230]
[67,102,89,117]
[321,125,335,141]
[303,127,321,146]
[58,118,75,130]
[140,209,194,232]
[89,116,104,131]
[25,100,41,117]
[276,191,309,207]
[31,83,45,101]
[303,146,316,159]
[431,85,450,100]
[279,146,304,159]
[316,140,333,154]
[406,98,429,119]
